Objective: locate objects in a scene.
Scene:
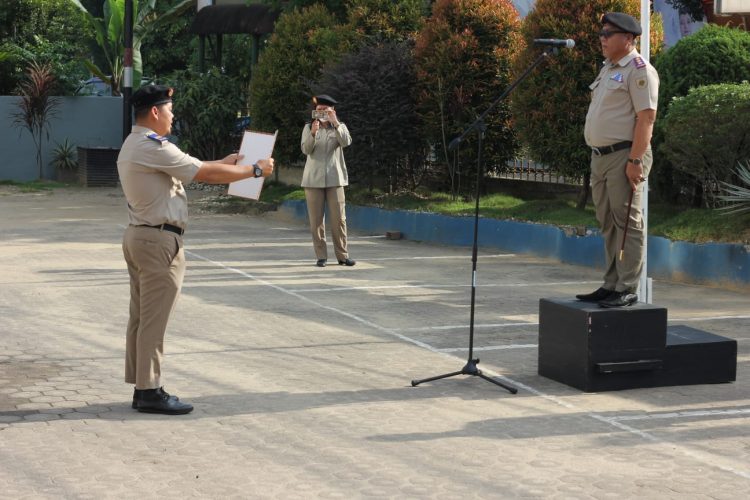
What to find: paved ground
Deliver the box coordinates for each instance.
[1,186,749,499]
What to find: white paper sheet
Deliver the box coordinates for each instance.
[227,130,277,200]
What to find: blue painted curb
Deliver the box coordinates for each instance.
[280,200,750,288]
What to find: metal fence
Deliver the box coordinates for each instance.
[495,157,583,186]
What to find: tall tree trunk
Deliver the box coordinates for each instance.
[576,172,591,209]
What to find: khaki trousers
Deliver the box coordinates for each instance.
[590,148,652,293]
[304,186,349,261]
[122,225,185,389]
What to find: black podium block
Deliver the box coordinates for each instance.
[538,298,667,392]
[538,298,737,392]
[662,325,737,385]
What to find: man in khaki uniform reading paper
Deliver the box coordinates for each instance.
[301,94,355,268]
[118,85,274,414]
[576,12,659,308]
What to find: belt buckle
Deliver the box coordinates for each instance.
[591,147,602,157]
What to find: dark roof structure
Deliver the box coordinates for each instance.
[189,4,280,36]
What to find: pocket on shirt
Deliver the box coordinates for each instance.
[605,79,625,91]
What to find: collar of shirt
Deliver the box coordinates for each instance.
[604,49,639,68]
[131,125,155,135]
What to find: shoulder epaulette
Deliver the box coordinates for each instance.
[146,132,167,144]
[633,56,647,69]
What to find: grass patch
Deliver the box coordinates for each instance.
[649,204,750,244]
[345,187,750,244]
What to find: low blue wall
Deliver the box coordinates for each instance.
[280,200,750,289]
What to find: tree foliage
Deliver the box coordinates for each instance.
[661,83,750,207]
[511,0,663,208]
[167,69,246,160]
[345,0,427,43]
[314,41,425,191]
[654,24,750,110]
[248,4,355,163]
[414,0,522,196]
[69,0,193,96]
[652,24,750,204]
[0,0,91,95]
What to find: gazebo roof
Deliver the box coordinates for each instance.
[189,4,280,36]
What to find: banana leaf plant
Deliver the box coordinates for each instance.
[70,0,194,96]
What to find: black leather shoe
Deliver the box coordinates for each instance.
[576,287,614,302]
[132,388,141,409]
[136,387,193,415]
[316,259,327,267]
[337,258,356,266]
[598,291,638,308]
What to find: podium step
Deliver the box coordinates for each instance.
[538,298,737,392]
[662,325,737,386]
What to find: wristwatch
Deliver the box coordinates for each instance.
[253,163,263,178]
[627,158,642,166]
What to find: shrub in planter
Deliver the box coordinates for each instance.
[51,139,78,183]
[660,82,750,207]
[652,24,750,203]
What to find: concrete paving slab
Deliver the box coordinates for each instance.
[0,186,748,498]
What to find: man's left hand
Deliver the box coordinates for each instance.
[625,161,645,191]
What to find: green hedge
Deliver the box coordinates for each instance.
[661,82,750,206]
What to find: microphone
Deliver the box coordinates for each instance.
[533,38,575,48]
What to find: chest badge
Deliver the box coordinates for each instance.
[610,73,624,83]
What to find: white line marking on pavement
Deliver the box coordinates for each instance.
[609,408,750,422]
[185,248,750,481]
[364,254,516,261]
[396,322,538,332]
[437,344,538,353]
[670,315,750,322]
[295,281,600,293]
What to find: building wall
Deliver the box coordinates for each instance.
[0,96,123,181]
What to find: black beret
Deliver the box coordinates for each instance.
[313,94,338,106]
[131,84,174,110]
[601,12,642,36]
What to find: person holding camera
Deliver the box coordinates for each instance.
[300,94,355,267]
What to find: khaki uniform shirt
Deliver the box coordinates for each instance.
[584,50,659,147]
[300,122,352,188]
[117,125,202,229]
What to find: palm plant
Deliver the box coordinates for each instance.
[718,161,750,214]
[69,0,193,96]
[11,61,61,180]
[51,139,79,171]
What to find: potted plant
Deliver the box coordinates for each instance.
[50,139,78,184]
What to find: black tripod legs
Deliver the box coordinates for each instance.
[411,358,518,394]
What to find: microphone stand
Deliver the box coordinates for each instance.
[411,46,559,393]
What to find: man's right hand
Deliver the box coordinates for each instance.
[257,158,274,178]
[311,120,320,136]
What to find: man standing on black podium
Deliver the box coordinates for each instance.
[576,12,659,308]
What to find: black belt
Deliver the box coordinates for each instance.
[591,141,632,157]
[137,223,185,236]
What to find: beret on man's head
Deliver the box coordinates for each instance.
[312,94,338,106]
[601,12,642,36]
[131,85,174,110]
